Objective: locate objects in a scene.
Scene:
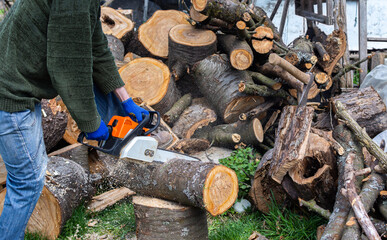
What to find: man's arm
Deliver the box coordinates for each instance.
[113,86,130,102]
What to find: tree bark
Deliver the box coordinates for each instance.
[257,62,303,92]
[133,196,208,240]
[168,24,217,80]
[162,93,192,126]
[192,54,265,123]
[98,152,238,216]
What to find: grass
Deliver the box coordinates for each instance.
[25,199,326,240]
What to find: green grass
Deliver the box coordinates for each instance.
[25,199,326,240]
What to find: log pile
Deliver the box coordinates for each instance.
[1,1,387,239]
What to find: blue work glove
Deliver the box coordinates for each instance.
[85,120,109,141]
[121,98,149,122]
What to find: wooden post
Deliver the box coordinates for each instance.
[270,0,283,20]
[358,0,368,85]
[334,0,353,88]
[279,0,290,38]
[370,52,385,70]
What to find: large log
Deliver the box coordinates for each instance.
[97,152,238,216]
[269,106,314,184]
[192,54,265,123]
[119,57,181,114]
[0,157,95,240]
[168,24,217,80]
[333,87,387,138]
[133,196,208,240]
[138,10,190,58]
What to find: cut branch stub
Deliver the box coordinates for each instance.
[268,53,310,84]
[252,26,274,54]
[119,57,180,114]
[138,10,190,58]
[217,34,254,70]
[100,6,134,44]
[168,24,217,80]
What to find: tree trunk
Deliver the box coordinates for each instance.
[0,157,95,240]
[192,54,265,123]
[133,196,208,240]
[98,152,238,216]
[172,98,217,139]
[333,87,387,138]
[269,106,314,184]
[217,34,254,70]
[138,10,190,58]
[168,24,217,80]
[41,99,68,153]
[119,57,181,114]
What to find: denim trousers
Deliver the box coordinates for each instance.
[0,86,125,240]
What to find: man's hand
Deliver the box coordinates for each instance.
[121,98,149,122]
[85,120,109,141]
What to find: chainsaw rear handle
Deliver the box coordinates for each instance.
[77,111,160,156]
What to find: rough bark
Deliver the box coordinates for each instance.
[333,87,387,138]
[192,54,265,123]
[163,93,192,126]
[239,100,278,121]
[133,196,208,240]
[172,98,217,139]
[0,157,95,240]
[171,138,211,154]
[97,152,238,216]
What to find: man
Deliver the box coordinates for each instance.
[0,0,148,239]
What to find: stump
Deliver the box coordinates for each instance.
[133,196,208,240]
[172,98,217,139]
[138,10,190,58]
[168,24,217,80]
[119,57,181,114]
[192,54,265,123]
[98,152,238,216]
[0,157,95,240]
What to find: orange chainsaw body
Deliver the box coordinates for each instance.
[108,116,149,139]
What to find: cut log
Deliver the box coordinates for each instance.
[190,7,209,22]
[87,187,135,213]
[249,149,287,213]
[97,152,238,216]
[285,37,316,67]
[119,57,181,114]
[133,196,208,240]
[48,143,89,172]
[41,99,68,153]
[100,6,134,49]
[252,26,274,55]
[239,100,278,121]
[162,93,193,126]
[193,125,242,148]
[106,34,125,61]
[248,71,282,90]
[172,98,217,139]
[269,106,314,183]
[269,53,310,84]
[217,34,254,70]
[192,54,265,123]
[333,87,387,138]
[138,10,190,58]
[0,157,95,240]
[314,42,330,62]
[168,24,217,80]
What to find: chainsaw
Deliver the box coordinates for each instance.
[77,111,199,163]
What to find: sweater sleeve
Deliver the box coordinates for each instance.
[92,13,125,95]
[47,0,100,132]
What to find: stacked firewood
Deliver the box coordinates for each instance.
[1,0,387,239]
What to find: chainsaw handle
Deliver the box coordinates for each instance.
[143,111,160,136]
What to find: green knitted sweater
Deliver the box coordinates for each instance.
[0,0,124,132]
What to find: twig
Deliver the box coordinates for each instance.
[299,198,331,220]
[332,53,375,82]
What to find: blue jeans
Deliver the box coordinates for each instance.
[0,87,124,239]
